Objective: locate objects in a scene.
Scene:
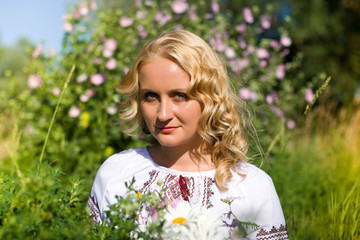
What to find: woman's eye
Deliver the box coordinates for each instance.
[143,92,158,101]
[174,92,187,100]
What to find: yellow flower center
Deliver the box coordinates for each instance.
[172,217,186,225]
[135,192,142,198]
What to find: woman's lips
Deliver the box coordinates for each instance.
[157,126,179,133]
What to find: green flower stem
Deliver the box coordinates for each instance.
[39,65,75,164]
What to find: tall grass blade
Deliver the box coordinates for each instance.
[39,65,75,163]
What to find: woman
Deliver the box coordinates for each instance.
[88,30,288,239]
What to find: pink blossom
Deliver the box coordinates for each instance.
[80,94,90,102]
[225,47,236,59]
[206,13,214,19]
[138,25,147,38]
[236,23,246,34]
[261,16,271,29]
[52,87,61,96]
[32,45,42,59]
[91,74,105,86]
[211,1,219,13]
[63,22,73,32]
[107,105,117,115]
[69,106,81,118]
[73,10,80,20]
[48,48,56,58]
[145,0,153,6]
[103,49,113,58]
[270,106,283,117]
[259,60,267,67]
[27,75,42,89]
[270,40,281,50]
[237,37,246,48]
[266,91,278,104]
[286,119,296,130]
[305,88,314,103]
[87,88,95,97]
[276,64,285,79]
[135,0,142,7]
[256,48,270,59]
[104,38,117,51]
[79,1,89,16]
[93,58,102,65]
[238,88,257,101]
[123,67,129,75]
[230,58,249,72]
[171,1,188,14]
[247,45,255,53]
[76,74,88,83]
[243,7,254,24]
[105,58,117,70]
[136,10,147,19]
[119,17,134,27]
[280,35,292,47]
[90,1,97,11]
[282,49,290,56]
[188,5,198,20]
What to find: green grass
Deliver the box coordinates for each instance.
[267,108,360,239]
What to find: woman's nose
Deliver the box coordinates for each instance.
[157,99,174,122]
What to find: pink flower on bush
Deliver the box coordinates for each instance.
[236,23,246,34]
[276,64,285,79]
[93,58,102,65]
[91,74,105,86]
[211,1,219,13]
[136,10,147,19]
[90,1,97,11]
[266,91,278,104]
[63,22,73,32]
[259,60,267,67]
[238,88,257,101]
[243,7,254,24]
[105,58,117,70]
[282,49,290,56]
[270,106,283,117]
[52,87,61,96]
[138,25,147,38]
[78,1,89,16]
[305,88,314,103]
[104,39,117,51]
[73,10,80,20]
[123,67,129,75]
[76,74,88,83]
[280,35,292,47]
[80,94,90,102]
[225,47,236,59]
[286,119,296,130]
[28,75,42,89]
[87,88,95,97]
[32,45,42,59]
[103,49,113,58]
[119,17,134,27]
[270,40,281,50]
[238,37,246,48]
[107,105,117,115]
[69,106,81,118]
[256,48,270,59]
[230,58,249,72]
[261,15,271,29]
[171,1,188,14]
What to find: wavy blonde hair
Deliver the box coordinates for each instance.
[116,30,249,191]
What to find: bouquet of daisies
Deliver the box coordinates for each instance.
[96,179,256,239]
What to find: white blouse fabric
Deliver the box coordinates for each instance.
[87,147,288,240]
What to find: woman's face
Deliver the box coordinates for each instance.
[139,56,203,148]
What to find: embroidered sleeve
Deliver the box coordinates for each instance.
[256,224,288,240]
[87,194,102,225]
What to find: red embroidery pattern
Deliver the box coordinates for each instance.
[256,224,288,240]
[87,195,101,225]
[138,170,215,208]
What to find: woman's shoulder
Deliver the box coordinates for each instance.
[230,162,276,194]
[94,147,152,185]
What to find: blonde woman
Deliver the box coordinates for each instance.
[88,30,288,239]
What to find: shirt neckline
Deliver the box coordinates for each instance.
[143,146,216,177]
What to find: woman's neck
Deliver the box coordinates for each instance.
[148,143,214,172]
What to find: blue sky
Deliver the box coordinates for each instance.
[0,0,79,52]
